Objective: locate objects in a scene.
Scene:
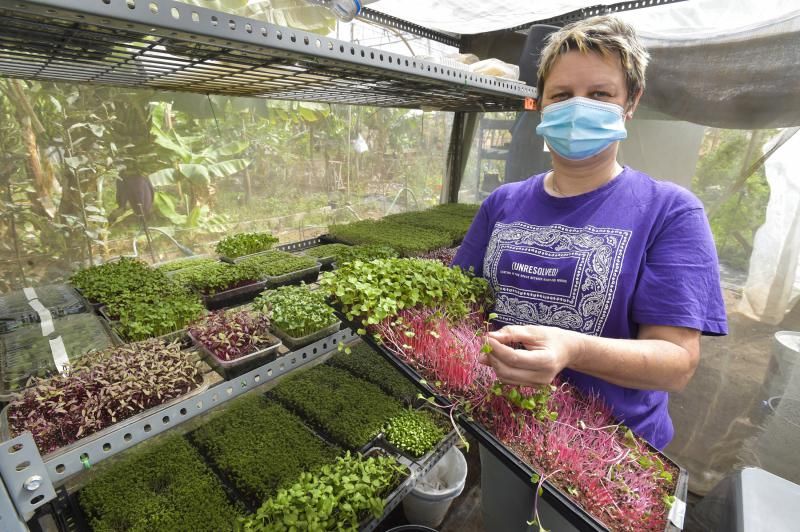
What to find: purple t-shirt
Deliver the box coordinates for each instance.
[453,167,728,450]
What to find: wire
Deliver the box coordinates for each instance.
[207,94,222,137]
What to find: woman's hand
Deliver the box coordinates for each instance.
[480,325,584,387]
[481,323,701,392]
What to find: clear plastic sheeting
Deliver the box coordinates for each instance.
[369,0,800,36]
[369,0,623,35]
[369,0,800,129]
[738,131,800,324]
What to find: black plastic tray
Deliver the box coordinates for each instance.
[198,280,267,310]
[263,263,321,289]
[335,309,689,532]
[0,284,86,334]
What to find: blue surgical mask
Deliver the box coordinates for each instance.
[536,97,628,160]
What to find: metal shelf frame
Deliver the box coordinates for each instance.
[0,0,534,112]
[0,327,357,531]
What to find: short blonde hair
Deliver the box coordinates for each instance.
[537,16,649,105]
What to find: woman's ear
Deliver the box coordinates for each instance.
[625,89,644,120]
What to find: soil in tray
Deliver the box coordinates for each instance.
[267,364,405,451]
[76,434,241,532]
[187,394,341,512]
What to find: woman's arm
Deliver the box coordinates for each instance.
[484,323,700,393]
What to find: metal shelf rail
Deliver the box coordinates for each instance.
[0,0,535,112]
[0,328,357,532]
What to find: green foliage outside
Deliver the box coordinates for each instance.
[692,129,776,271]
[0,78,450,292]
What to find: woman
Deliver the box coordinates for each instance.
[453,15,727,451]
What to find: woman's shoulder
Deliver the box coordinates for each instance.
[484,173,544,205]
[624,168,704,213]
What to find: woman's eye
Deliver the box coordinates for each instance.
[591,91,612,98]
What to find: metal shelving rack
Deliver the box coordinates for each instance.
[0,328,357,531]
[0,2,528,529]
[0,0,535,111]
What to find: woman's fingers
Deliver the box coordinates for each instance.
[483,336,555,386]
[487,324,549,351]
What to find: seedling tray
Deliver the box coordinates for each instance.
[219,249,276,264]
[339,313,688,532]
[359,446,415,532]
[97,306,191,347]
[271,320,341,350]
[69,287,102,312]
[188,331,282,380]
[0,284,86,334]
[263,263,321,289]
[153,254,215,272]
[264,388,383,454]
[307,252,336,268]
[199,280,267,310]
[186,410,338,514]
[0,372,210,460]
[330,307,454,408]
[377,404,460,474]
[0,314,114,402]
[459,418,688,532]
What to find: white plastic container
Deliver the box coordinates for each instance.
[402,446,467,527]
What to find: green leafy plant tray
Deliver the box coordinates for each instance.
[188,331,282,379]
[377,404,458,468]
[0,372,211,460]
[220,249,281,265]
[358,447,415,532]
[72,286,103,311]
[97,305,192,347]
[199,280,268,310]
[271,320,340,350]
[263,263,321,289]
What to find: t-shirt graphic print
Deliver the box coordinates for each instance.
[484,222,631,337]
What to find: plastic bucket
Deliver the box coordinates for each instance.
[402,446,467,527]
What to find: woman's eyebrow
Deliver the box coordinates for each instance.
[587,83,617,91]
[546,85,573,92]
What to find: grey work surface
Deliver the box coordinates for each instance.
[690,467,800,532]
